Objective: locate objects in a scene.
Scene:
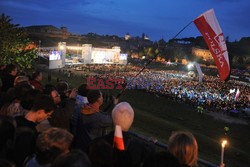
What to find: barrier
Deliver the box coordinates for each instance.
[129,131,218,167]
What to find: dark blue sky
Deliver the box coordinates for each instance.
[1,0,249,41]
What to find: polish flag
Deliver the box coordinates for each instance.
[234,88,240,101]
[194,9,230,81]
[113,125,125,151]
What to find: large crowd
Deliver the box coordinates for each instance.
[1,64,248,167]
[94,67,250,115]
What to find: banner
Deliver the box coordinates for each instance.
[194,9,230,81]
[195,62,203,82]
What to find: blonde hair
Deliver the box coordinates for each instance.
[112,102,134,131]
[168,131,198,167]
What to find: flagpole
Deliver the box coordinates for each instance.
[103,21,193,112]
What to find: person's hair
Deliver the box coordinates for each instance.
[21,89,41,110]
[4,64,16,74]
[51,149,91,167]
[44,84,56,96]
[143,151,181,167]
[78,84,88,97]
[32,70,41,80]
[14,76,29,86]
[14,83,33,101]
[36,127,73,152]
[168,131,198,167]
[31,95,56,113]
[56,81,69,96]
[87,90,101,104]
[112,102,134,131]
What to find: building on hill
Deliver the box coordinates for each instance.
[25,25,70,39]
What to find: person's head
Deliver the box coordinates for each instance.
[30,95,56,123]
[14,83,33,101]
[4,64,17,76]
[56,81,69,97]
[168,131,198,167]
[51,150,91,167]
[87,90,103,105]
[34,127,73,165]
[14,76,29,86]
[32,70,42,81]
[21,89,41,110]
[112,102,134,131]
[78,84,88,97]
[36,127,73,154]
[44,86,61,105]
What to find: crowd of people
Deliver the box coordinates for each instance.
[0,63,245,167]
[94,67,250,115]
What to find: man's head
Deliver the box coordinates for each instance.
[32,70,42,82]
[112,102,134,131]
[51,90,61,105]
[87,90,103,106]
[44,86,61,105]
[5,64,17,76]
[31,95,56,123]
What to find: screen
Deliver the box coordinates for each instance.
[120,53,128,60]
[49,51,62,60]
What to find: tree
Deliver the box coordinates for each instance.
[0,14,38,69]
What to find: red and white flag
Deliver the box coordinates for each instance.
[113,125,125,151]
[194,9,230,81]
[234,88,240,101]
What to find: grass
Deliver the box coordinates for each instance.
[42,68,250,167]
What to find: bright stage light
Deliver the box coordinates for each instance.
[187,63,194,69]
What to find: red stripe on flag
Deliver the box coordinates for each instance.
[114,136,125,150]
[194,16,230,81]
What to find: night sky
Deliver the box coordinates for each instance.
[1,0,250,41]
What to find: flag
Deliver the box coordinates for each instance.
[113,125,125,151]
[194,9,230,81]
[195,62,203,82]
[229,88,235,94]
[234,88,240,101]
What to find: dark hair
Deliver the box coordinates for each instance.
[143,151,181,167]
[14,83,33,100]
[4,64,16,74]
[44,84,56,96]
[87,90,101,104]
[78,84,88,97]
[51,150,91,167]
[21,89,41,110]
[31,95,56,113]
[32,70,41,80]
[56,81,68,96]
